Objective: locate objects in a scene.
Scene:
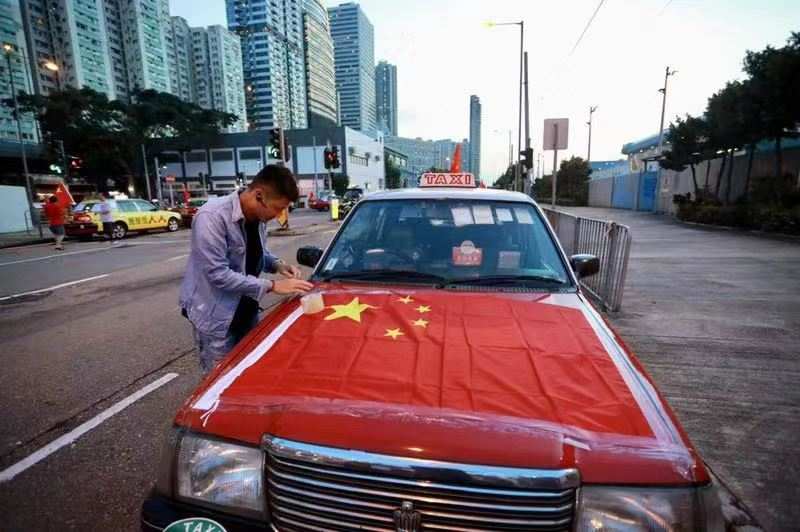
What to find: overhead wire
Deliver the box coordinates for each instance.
[568,0,607,56]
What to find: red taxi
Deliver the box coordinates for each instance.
[142,173,731,531]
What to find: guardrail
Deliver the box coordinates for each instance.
[542,207,632,312]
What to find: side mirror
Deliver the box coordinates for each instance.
[570,254,600,278]
[297,246,323,268]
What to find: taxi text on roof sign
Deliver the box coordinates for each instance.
[420,172,476,188]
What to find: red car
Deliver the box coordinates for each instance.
[172,198,210,228]
[142,186,735,531]
[308,191,335,211]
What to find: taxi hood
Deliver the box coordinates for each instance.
[177,285,708,485]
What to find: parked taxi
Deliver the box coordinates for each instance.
[66,198,181,239]
[142,173,735,531]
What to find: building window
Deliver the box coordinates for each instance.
[239,148,261,160]
[211,150,234,161]
[186,151,207,163]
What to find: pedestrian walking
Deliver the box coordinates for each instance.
[43,195,66,250]
[97,193,115,245]
[179,165,313,374]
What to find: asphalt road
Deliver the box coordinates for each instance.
[0,209,334,531]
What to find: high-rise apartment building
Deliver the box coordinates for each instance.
[328,2,375,135]
[167,16,195,103]
[469,95,481,177]
[118,0,172,94]
[191,25,247,132]
[1,0,38,142]
[375,60,397,136]
[302,0,337,128]
[20,0,116,98]
[227,0,307,130]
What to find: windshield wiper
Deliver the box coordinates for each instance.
[319,270,448,284]
[445,274,567,287]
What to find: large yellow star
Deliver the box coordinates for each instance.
[397,295,414,304]
[415,305,431,314]
[384,328,405,340]
[411,319,428,328]
[324,297,376,322]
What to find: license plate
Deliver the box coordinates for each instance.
[79,224,85,229]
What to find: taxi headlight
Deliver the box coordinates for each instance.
[576,484,723,531]
[175,433,265,515]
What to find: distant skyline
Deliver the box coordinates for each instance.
[169,0,800,179]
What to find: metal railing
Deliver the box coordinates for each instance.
[542,208,632,312]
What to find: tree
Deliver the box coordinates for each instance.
[743,32,800,183]
[332,174,350,196]
[661,114,708,197]
[493,164,516,189]
[555,156,592,205]
[384,158,402,189]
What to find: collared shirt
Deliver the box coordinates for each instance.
[179,192,280,337]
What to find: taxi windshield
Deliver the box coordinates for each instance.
[316,199,572,289]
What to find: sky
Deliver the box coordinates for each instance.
[169,0,800,180]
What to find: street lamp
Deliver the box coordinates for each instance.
[485,20,524,191]
[657,67,677,155]
[2,42,40,236]
[42,60,61,91]
[586,105,598,163]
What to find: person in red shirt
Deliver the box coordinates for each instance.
[43,195,67,250]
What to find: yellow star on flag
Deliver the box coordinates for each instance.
[411,319,428,328]
[415,305,431,314]
[397,295,414,304]
[324,297,376,322]
[384,328,405,340]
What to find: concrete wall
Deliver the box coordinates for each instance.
[0,185,31,233]
[589,171,657,211]
[589,176,613,207]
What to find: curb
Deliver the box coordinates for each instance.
[0,237,51,250]
[676,218,800,242]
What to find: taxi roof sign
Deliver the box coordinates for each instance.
[420,172,476,188]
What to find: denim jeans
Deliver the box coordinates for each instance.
[193,313,259,374]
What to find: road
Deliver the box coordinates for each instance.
[0,209,333,531]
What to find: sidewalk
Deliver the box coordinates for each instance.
[559,206,799,531]
[0,228,50,249]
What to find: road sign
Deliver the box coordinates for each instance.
[420,173,475,188]
[543,118,569,151]
[165,174,176,183]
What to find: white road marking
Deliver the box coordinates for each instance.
[0,372,179,483]
[194,305,303,410]
[166,253,189,262]
[0,274,109,301]
[0,246,107,267]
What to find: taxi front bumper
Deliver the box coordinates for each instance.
[141,492,269,532]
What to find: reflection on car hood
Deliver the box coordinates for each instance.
[178,286,708,485]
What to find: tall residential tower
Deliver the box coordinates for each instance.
[375,60,397,136]
[227,0,307,130]
[328,2,375,135]
[469,95,481,177]
[302,0,337,128]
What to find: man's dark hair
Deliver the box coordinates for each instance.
[250,164,299,202]
[49,195,58,203]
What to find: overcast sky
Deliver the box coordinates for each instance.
[169,0,799,179]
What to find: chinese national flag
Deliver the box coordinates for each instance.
[183,184,191,204]
[54,183,74,207]
[450,144,462,173]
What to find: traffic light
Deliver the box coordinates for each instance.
[69,156,82,170]
[520,148,533,172]
[323,147,334,169]
[269,127,283,160]
[330,146,340,169]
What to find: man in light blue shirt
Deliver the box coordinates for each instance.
[180,165,312,373]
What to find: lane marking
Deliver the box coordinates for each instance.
[0,274,109,301]
[194,305,303,410]
[0,372,179,483]
[0,246,108,267]
[166,253,189,262]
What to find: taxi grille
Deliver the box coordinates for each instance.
[265,436,578,532]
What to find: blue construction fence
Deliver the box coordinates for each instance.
[588,171,658,211]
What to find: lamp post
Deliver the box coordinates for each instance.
[586,105,598,163]
[657,67,677,155]
[485,20,524,191]
[3,42,40,235]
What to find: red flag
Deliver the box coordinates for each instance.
[54,182,74,207]
[449,144,462,173]
[183,183,191,204]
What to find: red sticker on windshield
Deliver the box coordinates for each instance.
[452,240,483,266]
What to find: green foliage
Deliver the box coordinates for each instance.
[493,164,516,189]
[384,158,402,189]
[332,174,350,196]
[12,87,237,189]
[677,200,800,235]
[531,156,591,205]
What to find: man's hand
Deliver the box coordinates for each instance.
[272,278,313,295]
[276,261,302,279]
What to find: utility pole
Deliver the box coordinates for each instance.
[657,66,677,154]
[140,144,152,200]
[523,51,531,191]
[312,136,319,197]
[587,105,598,162]
[3,43,40,236]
